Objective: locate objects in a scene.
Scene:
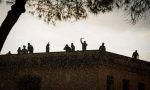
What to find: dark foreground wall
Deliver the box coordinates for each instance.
[0,50,150,90]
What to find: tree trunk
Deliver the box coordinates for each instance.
[0,0,27,53]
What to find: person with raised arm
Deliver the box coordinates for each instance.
[80,38,88,51]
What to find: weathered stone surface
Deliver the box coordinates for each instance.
[0,50,149,90]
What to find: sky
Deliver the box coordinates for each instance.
[0,2,150,61]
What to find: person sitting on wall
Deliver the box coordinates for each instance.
[28,43,34,54]
[99,42,106,52]
[80,38,88,51]
[6,51,11,55]
[71,43,75,51]
[46,42,50,53]
[17,47,22,54]
[132,50,139,59]
[64,44,71,52]
[22,45,28,54]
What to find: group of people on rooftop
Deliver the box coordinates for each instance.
[6,38,139,59]
[17,43,34,54]
[63,38,87,52]
[64,43,75,52]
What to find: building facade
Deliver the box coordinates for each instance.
[0,50,150,90]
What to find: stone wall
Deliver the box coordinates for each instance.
[0,50,150,90]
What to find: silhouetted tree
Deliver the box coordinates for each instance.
[0,0,27,52]
[0,0,150,52]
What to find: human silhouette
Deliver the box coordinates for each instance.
[28,43,34,54]
[6,51,11,55]
[71,43,75,51]
[17,47,22,54]
[64,44,71,52]
[46,42,50,53]
[132,50,139,59]
[99,42,106,51]
[80,38,88,51]
[22,45,28,54]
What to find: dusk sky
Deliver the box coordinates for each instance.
[0,2,150,61]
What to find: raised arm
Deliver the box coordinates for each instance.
[80,38,83,44]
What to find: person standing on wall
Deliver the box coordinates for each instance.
[28,43,34,54]
[80,38,88,51]
[46,42,50,53]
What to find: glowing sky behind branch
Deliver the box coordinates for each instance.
[0,3,150,61]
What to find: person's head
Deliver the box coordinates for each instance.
[47,42,50,45]
[135,50,137,52]
[84,41,86,43]
[28,43,30,45]
[102,42,104,46]
[71,43,73,45]
[23,45,26,49]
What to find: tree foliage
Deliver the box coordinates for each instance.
[0,0,150,53]
[2,0,150,24]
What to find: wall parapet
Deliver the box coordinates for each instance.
[0,50,150,75]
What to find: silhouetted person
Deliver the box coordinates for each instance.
[28,43,34,54]
[46,42,50,53]
[22,45,28,54]
[6,51,11,55]
[132,50,139,59]
[71,43,75,51]
[64,44,71,52]
[99,42,106,51]
[17,47,22,54]
[80,38,88,51]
